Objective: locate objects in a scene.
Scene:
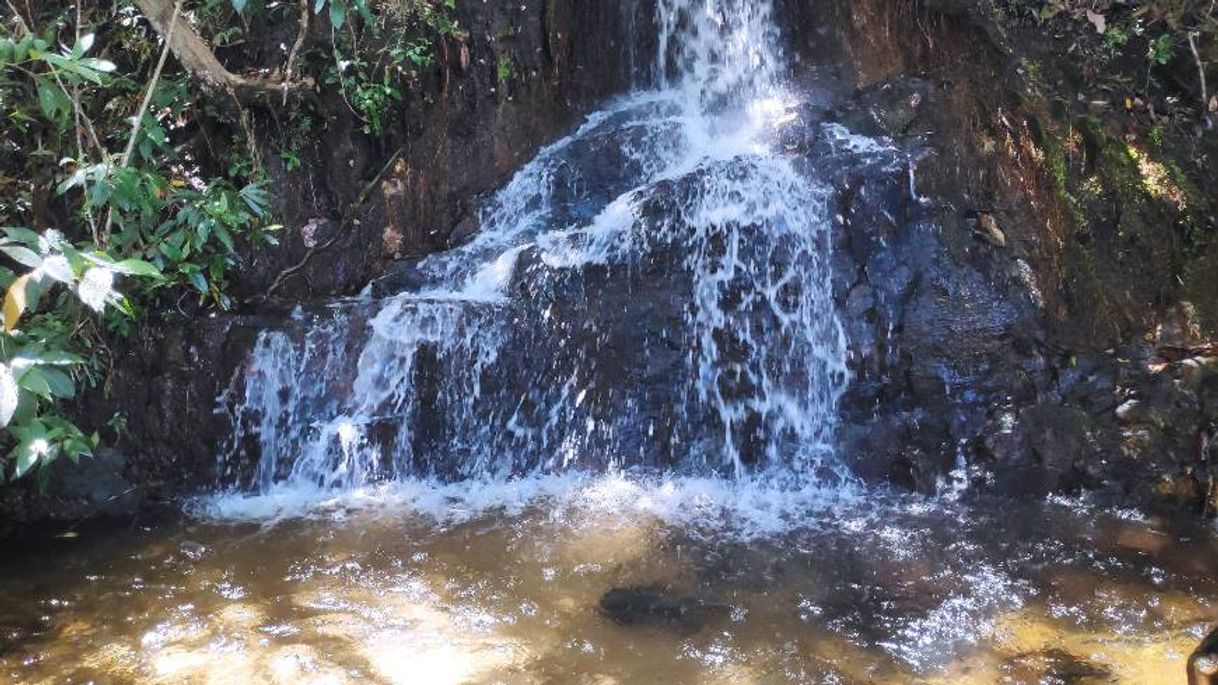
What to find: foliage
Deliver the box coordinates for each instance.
[497,55,515,85]
[0,5,276,482]
[998,0,1216,113]
[0,0,458,484]
[0,228,158,485]
[317,0,458,133]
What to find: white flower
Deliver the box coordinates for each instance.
[78,267,116,312]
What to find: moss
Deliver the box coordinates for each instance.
[1030,115,1088,232]
[496,55,516,85]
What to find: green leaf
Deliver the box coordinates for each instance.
[79,57,116,73]
[330,0,346,29]
[0,364,17,427]
[38,350,85,365]
[240,183,271,218]
[214,224,235,252]
[76,33,95,56]
[13,441,40,479]
[146,122,167,145]
[36,79,70,121]
[353,0,375,26]
[2,227,41,246]
[187,270,208,293]
[18,367,52,399]
[1,245,43,269]
[113,259,163,278]
[158,240,184,261]
[39,367,75,399]
[39,255,73,284]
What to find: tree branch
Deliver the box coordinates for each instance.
[131,0,313,102]
[1187,31,1211,119]
[283,0,309,106]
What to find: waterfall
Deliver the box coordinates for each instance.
[216,0,863,499]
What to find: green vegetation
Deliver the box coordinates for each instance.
[0,0,454,484]
[322,0,459,133]
[998,1,1217,114]
[496,54,516,85]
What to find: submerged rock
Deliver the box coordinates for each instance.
[599,586,727,634]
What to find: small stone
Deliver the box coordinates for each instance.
[974,213,1007,248]
[1115,399,1142,423]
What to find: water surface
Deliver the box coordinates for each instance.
[2,476,1214,683]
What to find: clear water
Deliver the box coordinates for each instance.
[2,1,1215,683]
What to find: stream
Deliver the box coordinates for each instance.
[2,0,1216,682]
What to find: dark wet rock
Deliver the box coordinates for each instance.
[832,77,930,138]
[599,586,727,634]
[369,260,430,299]
[446,212,481,249]
[1115,399,1149,425]
[1192,625,1218,685]
[0,449,142,523]
[50,449,141,518]
[777,102,829,154]
[980,405,1099,495]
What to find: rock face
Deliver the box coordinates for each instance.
[236,0,654,301]
[28,0,1218,520]
[774,0,1218,509]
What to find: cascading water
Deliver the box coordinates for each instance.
[212,0,880,508]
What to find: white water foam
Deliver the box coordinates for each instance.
[207,0,879,516]
[194,471,869,539]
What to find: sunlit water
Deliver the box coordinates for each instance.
[2,480,1216,683]
[3,1,1215,682]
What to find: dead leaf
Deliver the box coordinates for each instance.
[1085,9,1107,35]
[1209,95,1217,113]
[3,274,30,332]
